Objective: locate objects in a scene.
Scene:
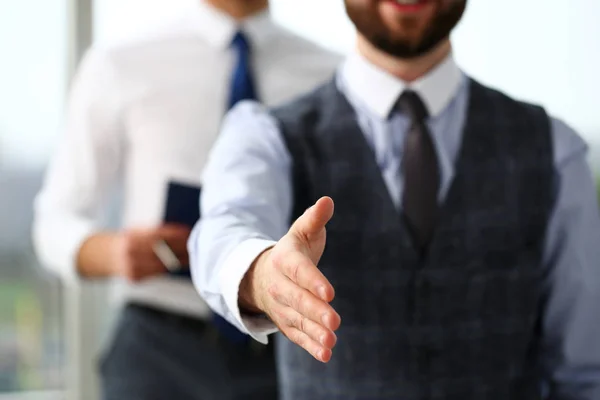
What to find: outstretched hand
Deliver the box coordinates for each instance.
[239,197,340,362]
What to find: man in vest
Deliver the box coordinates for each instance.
[190,0,600,398]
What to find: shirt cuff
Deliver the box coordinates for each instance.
[33,213,96,286]
[219,238,280,344]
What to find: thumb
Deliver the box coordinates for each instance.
[290,196,334,243]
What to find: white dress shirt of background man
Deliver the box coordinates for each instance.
[32,0,341,398]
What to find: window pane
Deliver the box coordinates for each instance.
[0,0,67,393]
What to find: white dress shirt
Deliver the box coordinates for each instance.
[33,1,341,319]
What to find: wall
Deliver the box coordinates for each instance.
[451,0,600,167]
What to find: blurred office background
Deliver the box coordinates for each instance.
[0,0,598,399]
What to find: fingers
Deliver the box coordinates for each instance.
[262,263,341,363]
[132,240,184,275]
[281,326,333,363]
[274,304,337,349]
[158,224,191,249]
[271,302,336,363]
[275,251,335,303]
[119,226,191,281]
[290,197,334,241]
[123,257,166,281]
[156,224,191,264]
[269,275,340,332]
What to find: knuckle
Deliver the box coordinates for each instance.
[266,283,279,299]
[292,290,306,310]
[270,251,285,273]
[298,315,307,333]
[290,330,305,346]
[289,313,302,330]
[298,231,311,247]
[273,308,288,325]
[289,262,301,283]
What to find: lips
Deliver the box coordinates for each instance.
[386,0,430,12]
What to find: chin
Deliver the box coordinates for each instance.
[385,21,430,45]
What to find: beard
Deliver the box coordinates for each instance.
[345,0,467,59]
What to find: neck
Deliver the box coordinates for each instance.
[357,34,451,82]
[203,0,269,20]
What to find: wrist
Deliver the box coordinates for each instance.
[239,248,272,313]
[107,231,125,276]
[76,232,121,278]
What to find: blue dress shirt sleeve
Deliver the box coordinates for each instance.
[541,118,600,399]
[188,100,291,343]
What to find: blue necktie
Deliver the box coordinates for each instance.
[228,31,257,107]
[210,31,258,344]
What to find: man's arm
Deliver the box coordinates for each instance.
[188,101,293,342]
[33,48,191,283]
[540,118,600,399]
[33,48,125,282]
[189,103,340,361]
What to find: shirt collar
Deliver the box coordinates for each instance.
[189,1,278,50]
[340,49,464,119]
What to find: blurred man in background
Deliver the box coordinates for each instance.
[192,0,600,399]
[32,0,340,398]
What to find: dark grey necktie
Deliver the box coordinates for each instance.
[398,90,440,249]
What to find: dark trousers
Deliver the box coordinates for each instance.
[99,303,278,400]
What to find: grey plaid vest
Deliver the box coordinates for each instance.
[270,78,555,400]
